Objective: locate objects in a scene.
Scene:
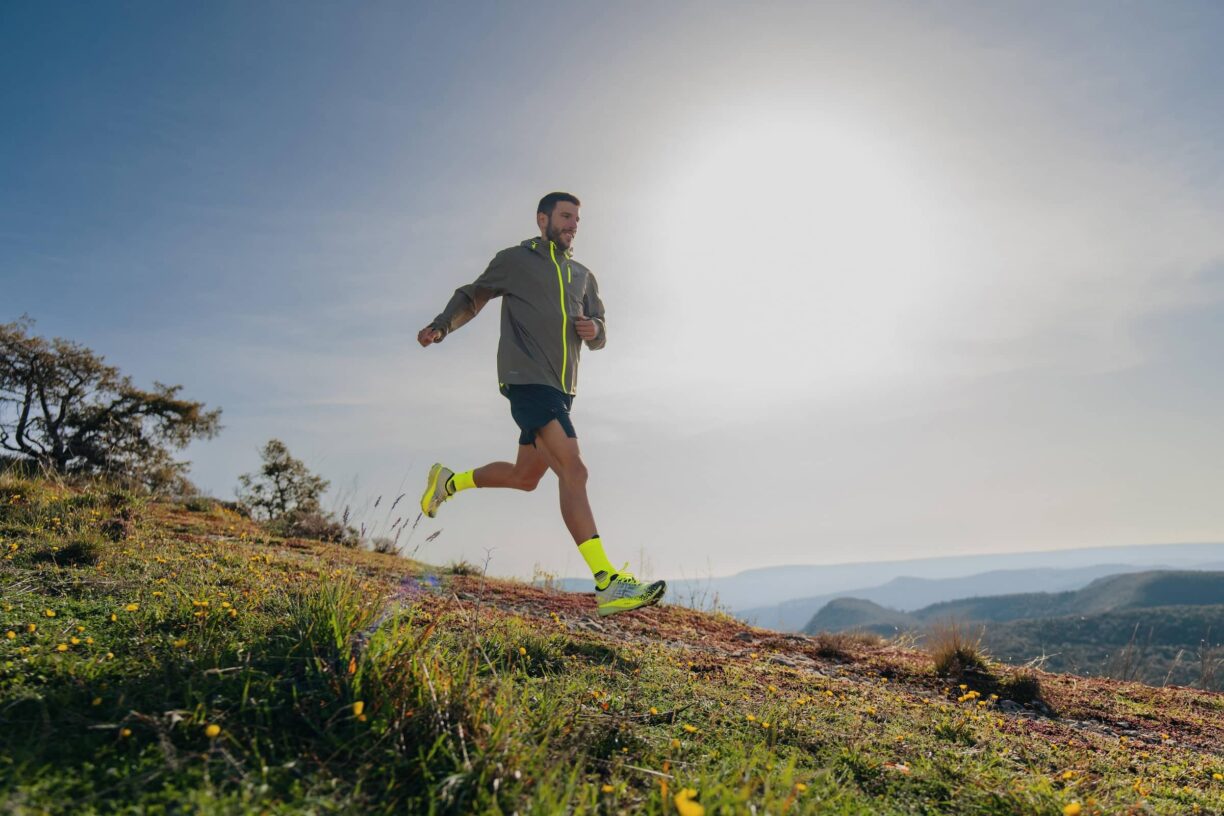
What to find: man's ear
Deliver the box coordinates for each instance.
[536,212,548,232]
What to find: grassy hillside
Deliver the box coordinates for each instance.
[803,576,1224,690]
[3,475,1224,814]
[985,605,1224,688]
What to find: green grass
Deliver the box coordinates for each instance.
[3,473,1224,814]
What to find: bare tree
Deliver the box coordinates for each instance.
[0,317,221,493]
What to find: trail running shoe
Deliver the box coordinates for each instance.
[420,463,455,518]
[594,569,666,617]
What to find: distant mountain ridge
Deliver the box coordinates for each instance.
[736,563,1159,632]
[802,570,1224,635]
[538,542,1224,625]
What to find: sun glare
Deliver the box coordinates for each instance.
[658,117,956,395]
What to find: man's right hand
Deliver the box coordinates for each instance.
[417,326,442,347]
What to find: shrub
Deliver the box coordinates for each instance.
[998,669,1043,704]
[927,619,992,678]
[183,496,216,513]
[448,559,480,576]
[812,630,883,659]
[280,508,358,547]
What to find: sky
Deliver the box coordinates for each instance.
[3,1,1223,581]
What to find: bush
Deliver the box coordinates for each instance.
[183,496,217,513]
[279,508,357,546]
[812,630,883,659]
[927,619,992,678]
[448,559,480,576]
[998,669,1043,704]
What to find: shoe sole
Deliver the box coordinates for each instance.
[420,463,445,518]
[597,581,667,617]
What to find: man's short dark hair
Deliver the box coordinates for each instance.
[537,192,581,216]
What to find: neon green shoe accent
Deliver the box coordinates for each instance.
[595,570,666,617]
[578,536,615,578]
[420,463,455,519]
[451,470,477,493]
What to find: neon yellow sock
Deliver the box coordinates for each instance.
[577,535,615,579]
[449,470,477,494]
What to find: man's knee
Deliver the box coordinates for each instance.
[555,458,588,485]
[514,473,542,492]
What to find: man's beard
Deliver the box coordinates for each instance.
[546,221,573,248]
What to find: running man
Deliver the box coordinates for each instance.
[417,192,666,617]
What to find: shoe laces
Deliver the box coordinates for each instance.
[612,563,641,585]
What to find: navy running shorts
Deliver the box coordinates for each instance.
[499,383,577,447]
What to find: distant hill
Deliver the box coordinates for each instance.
[802,570,1224,635]
[546,541,1224,614]
[803,571,1224,687]
[737,563,1156,632]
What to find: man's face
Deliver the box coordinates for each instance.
[539,202,580,250]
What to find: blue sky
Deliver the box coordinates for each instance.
[3,1,1223,580]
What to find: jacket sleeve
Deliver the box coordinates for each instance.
[583,272,607,351]
[429,251,511,340]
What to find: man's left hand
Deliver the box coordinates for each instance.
[574,315,599,340]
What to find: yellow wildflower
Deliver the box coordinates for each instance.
[56,643,68,652]
[601,784,614,793]
[682,724,697,733]
[353,701,365,717]
[795,782,808,792]
[124,603,139,612]
[1214,772,1223,781]
[204,724,221,738]
[173,639,188,648]
[70,637,81,645]
[1062,770,1075,780]
[746,714,756,722]
[44,609,56,618]
[674,788,704,816]
[670,738,681,748]
[26,623,36,633]
[120,728,132,738]
[92,697,102,706]
[518,646,527,655]
[4,631,14,640]
[649,706,659,715]
[1063,804,1082,816]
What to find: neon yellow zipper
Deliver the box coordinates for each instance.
[549,242,569,392]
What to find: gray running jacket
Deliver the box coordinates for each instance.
[429,237,607,396]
